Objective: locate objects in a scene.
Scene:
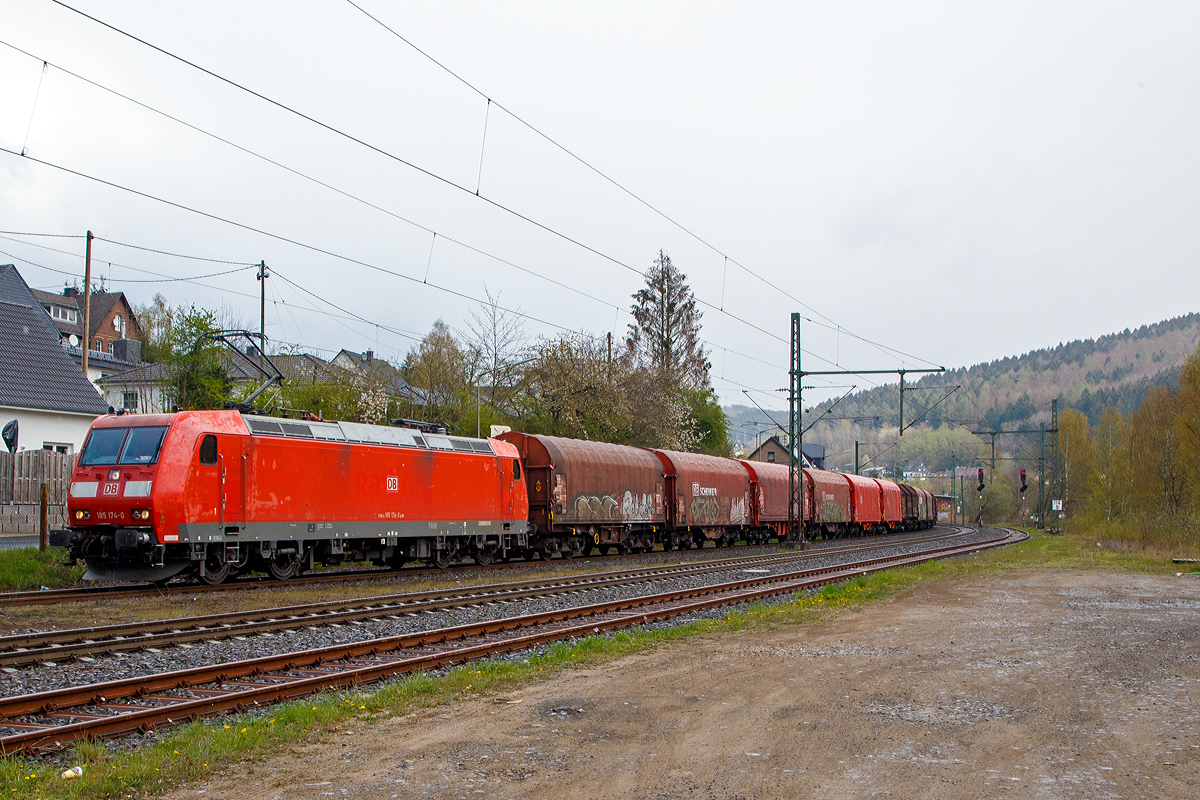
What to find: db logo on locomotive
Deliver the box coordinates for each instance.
[385,475,399,493]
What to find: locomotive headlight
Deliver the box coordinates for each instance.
[73,509,90,520]
[132,509,151,520]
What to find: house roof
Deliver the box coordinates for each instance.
[333,349,425,403]
[0,266,109,415]
[29,288,138,340]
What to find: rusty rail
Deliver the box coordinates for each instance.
[0,529,1021,753]
[0,527,967,607]
[0,528,968,667]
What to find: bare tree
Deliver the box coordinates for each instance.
[523,332,632,443]
[401,320,471,423]
[465,287,528,414]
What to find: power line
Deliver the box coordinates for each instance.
[41,4,936,374]
[342,0,942,370]
[0,234,257,283]
[0,230,83,238]
[94,236,258,265]
[0,38,625,319]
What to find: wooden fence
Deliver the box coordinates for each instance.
[0,451,73,535]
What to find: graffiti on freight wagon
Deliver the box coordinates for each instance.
[684,493,748,526]
[570,488,663,523]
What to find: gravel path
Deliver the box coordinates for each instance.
[162,568,1200,800]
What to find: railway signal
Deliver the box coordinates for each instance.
[977,467,985,492]
[1020,470,1027,493]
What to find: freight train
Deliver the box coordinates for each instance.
[51,411,937,584]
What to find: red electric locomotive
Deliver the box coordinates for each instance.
[54,410,529,583]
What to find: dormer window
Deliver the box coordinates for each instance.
[112,314,125,336]
[46,305,78,323]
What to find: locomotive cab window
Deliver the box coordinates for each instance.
[199,434,218,465]
[79,428,126,466]
[79,426,169,466]
[512,459,521,481]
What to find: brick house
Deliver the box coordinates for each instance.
[746,436,826,469]
[32,286,143,391]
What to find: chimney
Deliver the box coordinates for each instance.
[363,350,374,363]
[63,287,79,298]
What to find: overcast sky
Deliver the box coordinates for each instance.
[1,1,1197,408]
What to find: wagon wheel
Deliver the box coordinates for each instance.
[198,552,230,586]
[431,549,453,569]
[265,551,299,581]
[474,545,497,567]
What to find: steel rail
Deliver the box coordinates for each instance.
[0,529,1021,753]
[0,527,964,608]
[0,529,968,668]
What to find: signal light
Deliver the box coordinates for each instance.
[977,468,985,492]
[1020,470,1027,493]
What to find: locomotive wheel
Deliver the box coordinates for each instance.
[431,550,452,569]
[265,552,299,581]
[474,545,497,567]
[198,556,230,586]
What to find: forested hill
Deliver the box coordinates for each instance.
[813,312,1200,431]
[726,312,1200,453]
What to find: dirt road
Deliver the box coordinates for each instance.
[168,570,1200,799]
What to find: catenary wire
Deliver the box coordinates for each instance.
[40,5,930,375]
[341,0,942,370]
[2,38,898,393]
[0,39,627,319]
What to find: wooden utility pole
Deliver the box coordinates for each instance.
[81,230,93,377]
[39,483,49,552]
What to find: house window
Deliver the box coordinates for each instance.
[42,443,71,454]
[45,305,78,323]
[767,451,775,462]
[122,392,139,410]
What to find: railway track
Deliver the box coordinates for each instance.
[0,528,1023,753]
[0,527,968,607]
[0,529,970,669]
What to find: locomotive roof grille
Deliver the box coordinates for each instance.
[241,415,492,454]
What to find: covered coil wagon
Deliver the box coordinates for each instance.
[653,449,753,548]
[498,432,665,557]
[875,478,904,529]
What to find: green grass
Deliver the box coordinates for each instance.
[0,528,1185,799]
[0,547,84,591]
[1072,514,1200,559]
